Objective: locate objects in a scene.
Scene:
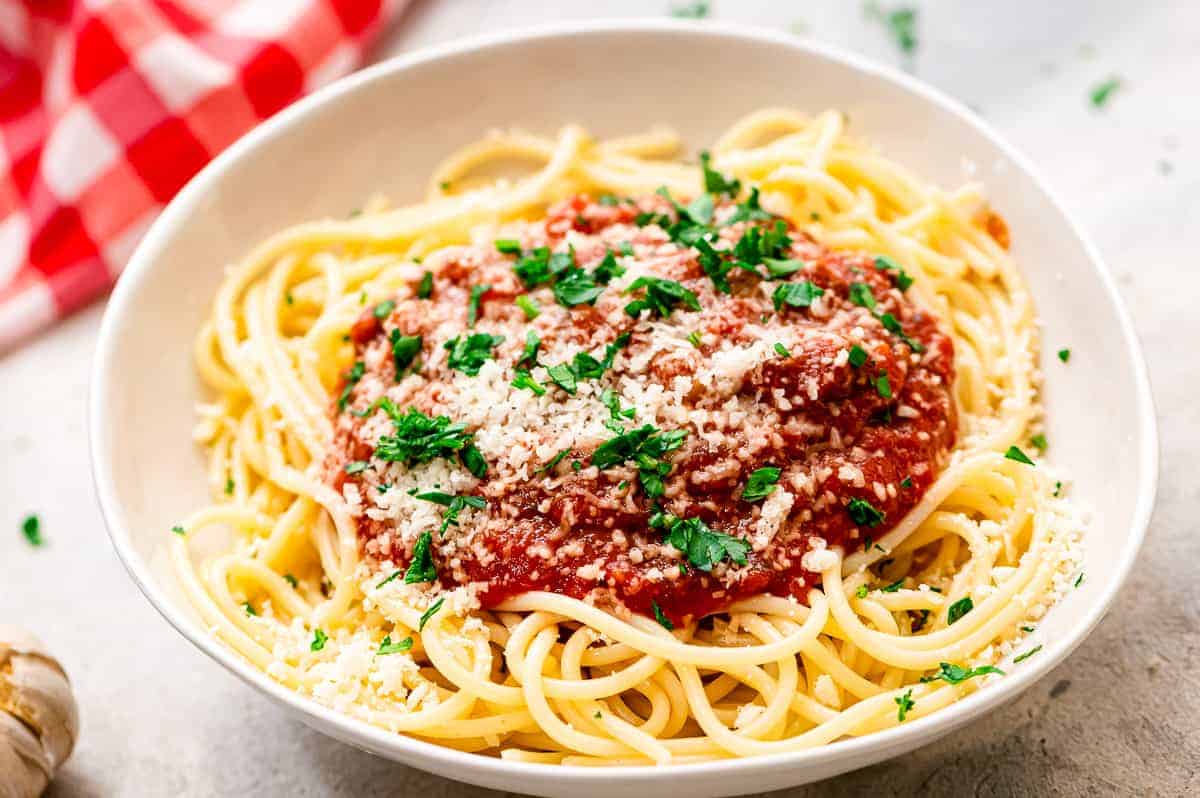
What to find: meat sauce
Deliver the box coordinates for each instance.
[332,194,957,625]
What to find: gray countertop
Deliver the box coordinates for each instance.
[4,1,1197,795]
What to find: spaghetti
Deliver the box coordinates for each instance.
[173,109,1083,765]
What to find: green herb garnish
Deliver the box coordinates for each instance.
[404,531,437,584]
[443,332,504,376]
[651,513,750,572]
[742,467,782,501]
[1005,446,1035,465]
[847,497,885,527]
[1013,645,1042,663]
[419,597,445,631]
[311,628,328,651]
[467,284,490,327]
[651,601,674,630]
[378,635,413,655]
[20,514,42,546]
[947,596,973,624]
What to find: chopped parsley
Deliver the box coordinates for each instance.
[878,312,925,353]
[947,596,973,624]
[512,369,546,396]
[593,250,626,284]
[875,372,893,399]
[725,187,773,226]
[1089,77,1121,109]
[546,363,577,395]
[244,602,257,616]
[592,424,687,498]
[764,258,805,278]
[553,266,605,307]
[284,573,298,588]
[1057,348,1071,363]
[536,448,571,474]
[742,466,782,501]
[600,388,636,424]
[417,271,433,299]
[651,601,674,630]
[443,332,504,376]
[881,578,905,593]
[20,514,42,546]
[699,151,740,197]
[1005,445,1035,465]
[855,584,869,599]
[624,276,700,319]
[894,688,915,722]
[371,401,485,478]
[847,497,885,527]
[772,280,825,311]
[1053,480,1063,497]
[225,478,235,496]
[415,491,487,535]
[337,361,366,411]
[467,284,490,327]
[848,282,877,309]
[495,238,522,255]
[344,460,369,475]
[1013,645,1043,664]
[1074,572,1085,588]
[900,476,913,489]
[921,662,1004,685]
[773,342,790,358]
[515,294,540,319]
[172,525,186,536]
[848,345,869,368]
[404,531,438,584]
[1031,434,1048,453]
[875,255,914,291]
[378,635,413,655]
[372,299,396,320]
[651,513,750,572]
[688,330,704,348]
[517,329,541,368]
[389,331,422,376]
[419,598,445,631]
[311,628,328,651]
[669,1,709,19]
[867,2,918,56]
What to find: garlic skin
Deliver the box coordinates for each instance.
[0,626,79,798]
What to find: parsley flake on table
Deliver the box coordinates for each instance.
[21,514,43,546]
[1089,76,1122,109]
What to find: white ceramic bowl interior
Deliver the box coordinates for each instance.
[91,20,1157,798]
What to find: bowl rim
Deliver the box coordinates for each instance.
[89,17,1160,786]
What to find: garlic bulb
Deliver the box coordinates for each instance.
[0,626,79,798]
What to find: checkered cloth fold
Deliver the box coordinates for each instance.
[0,0,405,351]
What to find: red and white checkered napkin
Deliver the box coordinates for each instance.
[0,0,406,352]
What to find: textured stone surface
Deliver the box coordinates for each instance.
[3,1,1197,796]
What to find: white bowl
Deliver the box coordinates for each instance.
[90,19,1158,798]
